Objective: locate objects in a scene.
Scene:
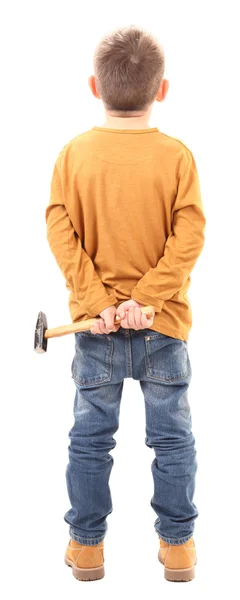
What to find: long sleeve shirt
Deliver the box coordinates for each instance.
[45,126,206,341]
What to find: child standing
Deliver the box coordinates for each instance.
[45,25,206,582]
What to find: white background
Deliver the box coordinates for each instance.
[1,1,240,598]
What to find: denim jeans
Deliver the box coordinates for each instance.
[64,326,198,546]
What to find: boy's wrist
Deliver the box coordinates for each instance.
[131,288,164,313]
[86,295,118,318]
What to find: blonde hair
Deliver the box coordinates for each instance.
[93,25,165,114]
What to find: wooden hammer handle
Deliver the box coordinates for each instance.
[45,305,154,339]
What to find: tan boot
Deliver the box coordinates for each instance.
[158,537,197,581]
[64,538,104,581]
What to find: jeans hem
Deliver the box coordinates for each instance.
[155,530,194,545]
[69,527,105,546]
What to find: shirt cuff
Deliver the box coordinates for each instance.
[131,288,164,313]
[85,295,118,318]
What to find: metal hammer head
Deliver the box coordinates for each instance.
[34,311,48,353]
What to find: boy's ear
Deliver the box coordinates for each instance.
[88,75,101,99]
[155,79,169,102]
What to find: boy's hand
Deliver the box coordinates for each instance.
[116,299,155,330]
[90,305,121,335]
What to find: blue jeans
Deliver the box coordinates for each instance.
[64,326,198,546]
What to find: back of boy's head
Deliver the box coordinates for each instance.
[93,25,165,114]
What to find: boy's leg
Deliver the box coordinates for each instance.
[139,332,198,544]
[64,331,124,546]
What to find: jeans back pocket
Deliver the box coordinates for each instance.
[71,332,114,387]
[144,332,191,383]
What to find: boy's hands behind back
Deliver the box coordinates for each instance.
[90,305,121,334]
[90,299,155,334]
[116,299,155,329]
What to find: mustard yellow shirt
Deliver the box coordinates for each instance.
[45,126,206,341]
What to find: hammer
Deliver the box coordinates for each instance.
[34,305,155,353]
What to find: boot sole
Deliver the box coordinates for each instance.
[64,556,105,581]
[158,553,196,582]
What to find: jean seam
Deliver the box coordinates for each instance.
[69,529,105,545]
[156,532,193,545]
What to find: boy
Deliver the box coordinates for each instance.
[45,25,206,582]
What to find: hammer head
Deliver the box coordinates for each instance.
[34,311,48,353]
